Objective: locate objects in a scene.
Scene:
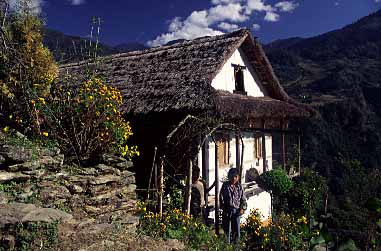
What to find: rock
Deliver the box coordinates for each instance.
[67,184,84,194]
[0,171,29,183]
[78,168,98,176]
[0,154,5,165]
[17,191,34,201]
[0,203,37,225]
[39,147,60,157]
[0,203,73,226]
[0,144,33,164]
[8,161,39,172]
[22,169,46,178]
[89,175,120,185]
[95,164,121,176]
[40,185,71,200]
[115,161,133,170]
[101,154,127,165]
[0,193,9,204]
[22,207,73,223]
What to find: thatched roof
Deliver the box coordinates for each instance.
[60,29,312,120]
[216,90,309,120]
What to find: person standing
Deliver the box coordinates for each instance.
[220,168,247,244]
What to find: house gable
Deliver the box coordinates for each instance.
[211,47,268,98]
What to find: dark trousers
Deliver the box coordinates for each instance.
[222,208,240,244]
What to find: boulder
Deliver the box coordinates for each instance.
[95,164,121,176]
[0,144,33,164]
[115,161,133,170]
[67,184,84,194]
[0,171,29,183]
[0,203,73,226]
[101,154,127,165]
[89,175,120,185]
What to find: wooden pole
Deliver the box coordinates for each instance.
[158,157,164,216]
[147,147,157,201]
[215,141,220,234]
[262,120,267,172]
[186,159,192,215]
[235,134,240,171]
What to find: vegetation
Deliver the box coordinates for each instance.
[0,0,58,135]
[0,1,138,163]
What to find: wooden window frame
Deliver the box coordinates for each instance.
[217,137,230,167]
[232,64,247,95]
[254,135,262,159]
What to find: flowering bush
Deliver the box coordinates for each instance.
[136,202,233,250]
[0,7,58,134]
[242,209,310,251]
[35,78,138,160]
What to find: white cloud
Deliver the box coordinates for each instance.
[208,3,249,23]
[264,11,280,22]
[9,0,44,14]
[70,0,85,5]
[148,0,300,46]
[252,23,261,31]
[275,1,299,12]
[218,22,239,31]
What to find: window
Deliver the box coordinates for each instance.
[232,64,246,95]
[217,138,230,167]
[254,136,262,159]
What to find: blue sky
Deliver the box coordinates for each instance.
[29,0,381,46]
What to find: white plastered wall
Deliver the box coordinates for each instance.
[200,132,273,220]
[211,48,266,97]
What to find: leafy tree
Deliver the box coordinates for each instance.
[0,0,58,134]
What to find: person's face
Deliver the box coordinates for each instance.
[231,174,239,185]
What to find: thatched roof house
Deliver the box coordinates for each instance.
[61,30,313,220]
[60,29,311,123]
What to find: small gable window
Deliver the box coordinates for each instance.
[232,64,247,95]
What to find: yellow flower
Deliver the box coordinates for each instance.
[3,126,9,133]
[89,95,94,101]
[42,132,49,137]
[38,97,45,104]
[9,114,13,119]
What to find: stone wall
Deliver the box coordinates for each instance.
[0,138,139,249]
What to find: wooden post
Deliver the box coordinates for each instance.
[235,134,240,171]
[158,157,164,216]
[215,141,220,234]
[147,147,157,201]
[202,140,209,187]
[185,159,192,215]
[262,120,267,172]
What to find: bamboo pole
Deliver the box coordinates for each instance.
[262,120,267,172]
[158,157,164,216]
[185,159,192,215]
[215,141,220,234]
[147,147,157,202]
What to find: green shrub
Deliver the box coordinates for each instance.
[257,168,294,196]
[36,78,139,161]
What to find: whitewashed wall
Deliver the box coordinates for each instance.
[199,133,273,220]
[211,48,267,97]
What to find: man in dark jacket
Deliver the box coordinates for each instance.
[220,168,247,244]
